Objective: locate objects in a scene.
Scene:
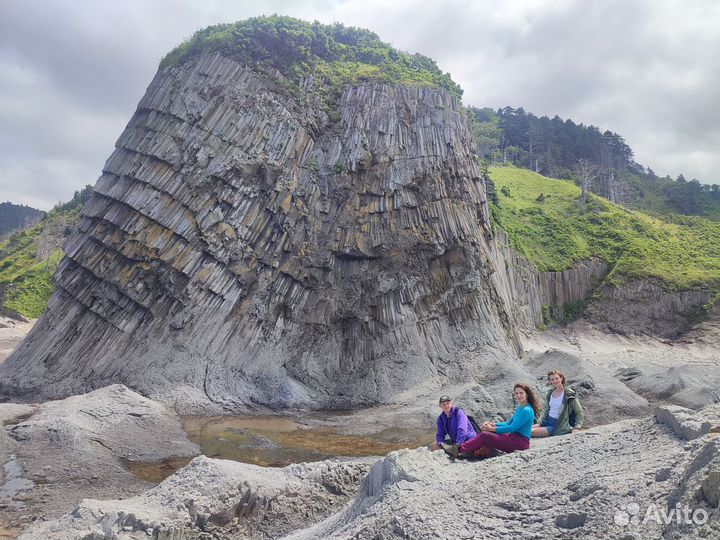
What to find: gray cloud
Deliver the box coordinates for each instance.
[1,0,718,209]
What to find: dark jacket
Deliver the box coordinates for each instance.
[436,407,477,445]
[537,386,584,436]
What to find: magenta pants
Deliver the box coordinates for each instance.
[459,431,530,454]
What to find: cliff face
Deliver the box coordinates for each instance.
[586,279,713,338]
[0,52,522,409]
[490,230,608,328]
[491,228,711,338]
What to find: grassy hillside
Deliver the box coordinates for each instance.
[489,165,720,292]
[0,186,92,319]
[469,106,720,222]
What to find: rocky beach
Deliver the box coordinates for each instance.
[1,16,718,540]
[2,321,719,539]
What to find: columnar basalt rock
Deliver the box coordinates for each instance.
[585,278,713,338]
[490,230,608,328]
[0,52,524,410]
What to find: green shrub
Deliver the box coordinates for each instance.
[0,189,89,318]
[490,165,720,292]
[159,16,463,118]
[4,264,56,318]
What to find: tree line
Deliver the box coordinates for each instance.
[468,106,720,217]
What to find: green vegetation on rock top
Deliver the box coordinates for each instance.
[489,165,720,291]
[159,15,462,98]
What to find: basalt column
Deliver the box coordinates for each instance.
[1,52,521,409]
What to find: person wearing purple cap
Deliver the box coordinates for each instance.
[430,395,477,451]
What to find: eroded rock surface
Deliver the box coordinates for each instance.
[289,409,719,540]
[22,456,373,540]
[586,278,712,339]
[523,319,720,411]
[0,385,198,532]
[491,230,608,329]
[656,404,712,441]
[617,364,720,410]
[22,405,720,540]
[8,384,198,463]
[524,349,651,426]
[0,52,523,412]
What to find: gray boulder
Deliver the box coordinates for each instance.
[21,455,373,540]
[524,349,651,426]
[617,364,720,410]
[2,385,199,529]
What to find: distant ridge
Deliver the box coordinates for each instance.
[0,202,45,238]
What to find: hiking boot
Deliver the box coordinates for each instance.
[473,445,493,459]
[440,443,459,459]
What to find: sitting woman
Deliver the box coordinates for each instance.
[532,370,584,438]
[442,383,540,459]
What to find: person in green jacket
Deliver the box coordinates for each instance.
[532,369,584,437]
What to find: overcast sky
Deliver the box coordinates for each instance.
[1,0,718,210]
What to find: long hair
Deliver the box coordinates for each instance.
[514,383,542,420]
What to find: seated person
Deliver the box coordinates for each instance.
[442,383,540,459]
[430,395,477,451]
[532,369,584,437]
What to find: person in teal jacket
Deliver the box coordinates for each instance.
[442,383,541,459]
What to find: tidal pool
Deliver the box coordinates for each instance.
[123,414,434,483]
[0,455,35,509]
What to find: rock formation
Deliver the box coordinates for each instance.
[22,455,373,540]
[490,230,608,329]
[0,385,199,533]
[21,403,720,540]
[523,349,651,425]
[0,17,711,428]
[585,278,713,338]
[0,46,526,410]
[617,364,720,410]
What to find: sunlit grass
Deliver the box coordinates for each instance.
[490,165,720,291]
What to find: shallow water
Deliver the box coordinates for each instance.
[123,414,434,483]
[121,456,193,484]
[0,455,34,509]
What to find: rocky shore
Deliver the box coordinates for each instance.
[2,20,719,540]
[0,374,716,540]
[0,386,198,537]
[6,392,718,540]
[2,309,719,539]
